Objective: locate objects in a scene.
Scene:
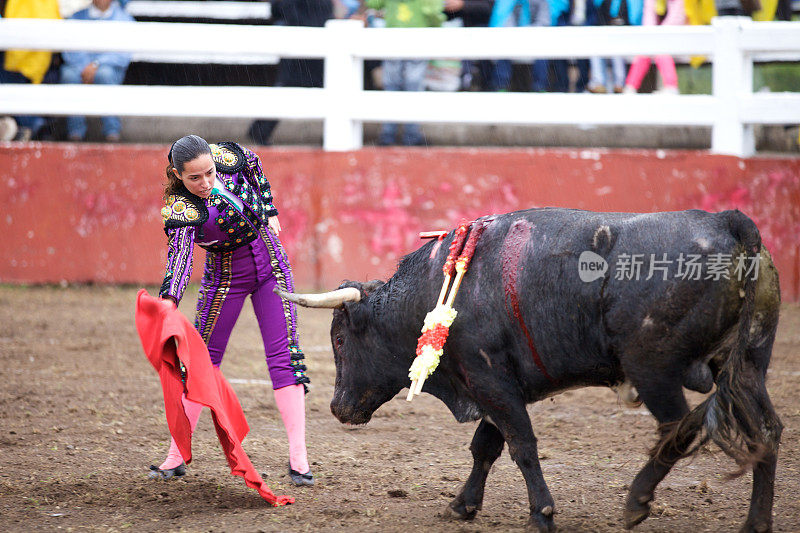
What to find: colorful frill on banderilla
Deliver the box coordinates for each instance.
[407,217,491,400]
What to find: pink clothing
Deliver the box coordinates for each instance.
[626,0,685,90]
[643,0,685,26]
[160,394,204,470]
[625,55,679,90]
[274,384,309,474]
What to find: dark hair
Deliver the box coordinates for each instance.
[163,134,212,198]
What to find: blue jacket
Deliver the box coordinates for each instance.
[62,2,135,70]
[597,0,642,24]
[626,0,642,25]
[490,0,550,27]
[546,0,571,24]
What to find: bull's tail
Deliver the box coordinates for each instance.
[652,210,783,475]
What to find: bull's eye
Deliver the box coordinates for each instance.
[334,335,344,349]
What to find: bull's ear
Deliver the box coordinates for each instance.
[342,300,370,333]
[590,224,616,255]
[361,279,386,295]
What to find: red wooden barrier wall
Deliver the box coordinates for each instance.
[2,143,798,301]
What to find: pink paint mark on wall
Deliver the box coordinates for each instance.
[341,181,419,259]
[441,182,522,229]
[695,169,800,252]
[73,191,143,238]
[274,210,308,252]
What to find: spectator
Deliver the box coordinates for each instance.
[623,0,685,94]
[587,0,627,93]
[0,7,17,143]
[548,0,591,92]
[59,0,93,18]
[774,0,791,20]
[248,0,334,146]
[367,0,445,146]
[60,0,133,142]
[443,0,493,90]
[715,0,758,16]
[489,0,550,93]
[0,9,11,141]
[445,0,494,26]
[335,0,363,18]
[0,0,61,141]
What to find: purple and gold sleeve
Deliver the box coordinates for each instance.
[245,148,279,218]
[159,225,196,304]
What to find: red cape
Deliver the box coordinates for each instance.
[135,289,293,506]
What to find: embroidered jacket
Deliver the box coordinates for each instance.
[159,142,279,302]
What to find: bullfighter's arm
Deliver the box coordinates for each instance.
[159,225,195,305]
[243,147,279,218]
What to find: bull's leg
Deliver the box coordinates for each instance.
[478,402,555,533]
[736,357,782,533]
[623,380,695,529]
[448,418,505,520]
[743,447,779,533]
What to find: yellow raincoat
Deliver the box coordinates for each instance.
[3,0,61,84]
[684,0,778,67]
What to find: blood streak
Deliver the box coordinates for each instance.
[501,220,555,384]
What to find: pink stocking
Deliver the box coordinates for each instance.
[625,56,652,90]
[159,394,203,470]
[654,55,678,89]
[273,384,309,474]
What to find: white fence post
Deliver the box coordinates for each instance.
[711,16,755,157]
[323,19,364,151]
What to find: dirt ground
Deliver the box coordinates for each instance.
[0,285,798,533]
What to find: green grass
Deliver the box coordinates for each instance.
[678,61,800,94]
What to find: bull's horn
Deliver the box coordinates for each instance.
[273,286,362,308]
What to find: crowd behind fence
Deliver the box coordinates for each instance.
[0,13,799,155]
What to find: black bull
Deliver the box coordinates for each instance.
[278,207,783,532]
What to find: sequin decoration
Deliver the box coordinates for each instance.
[194,251,233,343]
[162,193,208,228]
[209,143,246,174]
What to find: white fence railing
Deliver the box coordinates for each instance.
[125,1,271,21]
[1,17,799,155]
[123,0,279,63]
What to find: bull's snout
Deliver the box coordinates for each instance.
[330,398,373,425]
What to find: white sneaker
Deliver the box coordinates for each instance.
[0,116,18,142]
[655,86,679,95]
[622,85,637,95]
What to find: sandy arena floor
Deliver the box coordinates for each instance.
[0,285,798,532]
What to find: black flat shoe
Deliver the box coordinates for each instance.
[288,463,314,486]
[148,463,186,480]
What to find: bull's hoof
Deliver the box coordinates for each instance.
[739,519,772,533]
[526,511,557,533]
[623,500,651,529]
[446,496,478,521]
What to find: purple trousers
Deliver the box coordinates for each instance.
[193,228,307,390]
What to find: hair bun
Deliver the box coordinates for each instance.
[168,140,177,163]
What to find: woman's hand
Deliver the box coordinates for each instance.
[81,62,99,84]
[268,216,282,236]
